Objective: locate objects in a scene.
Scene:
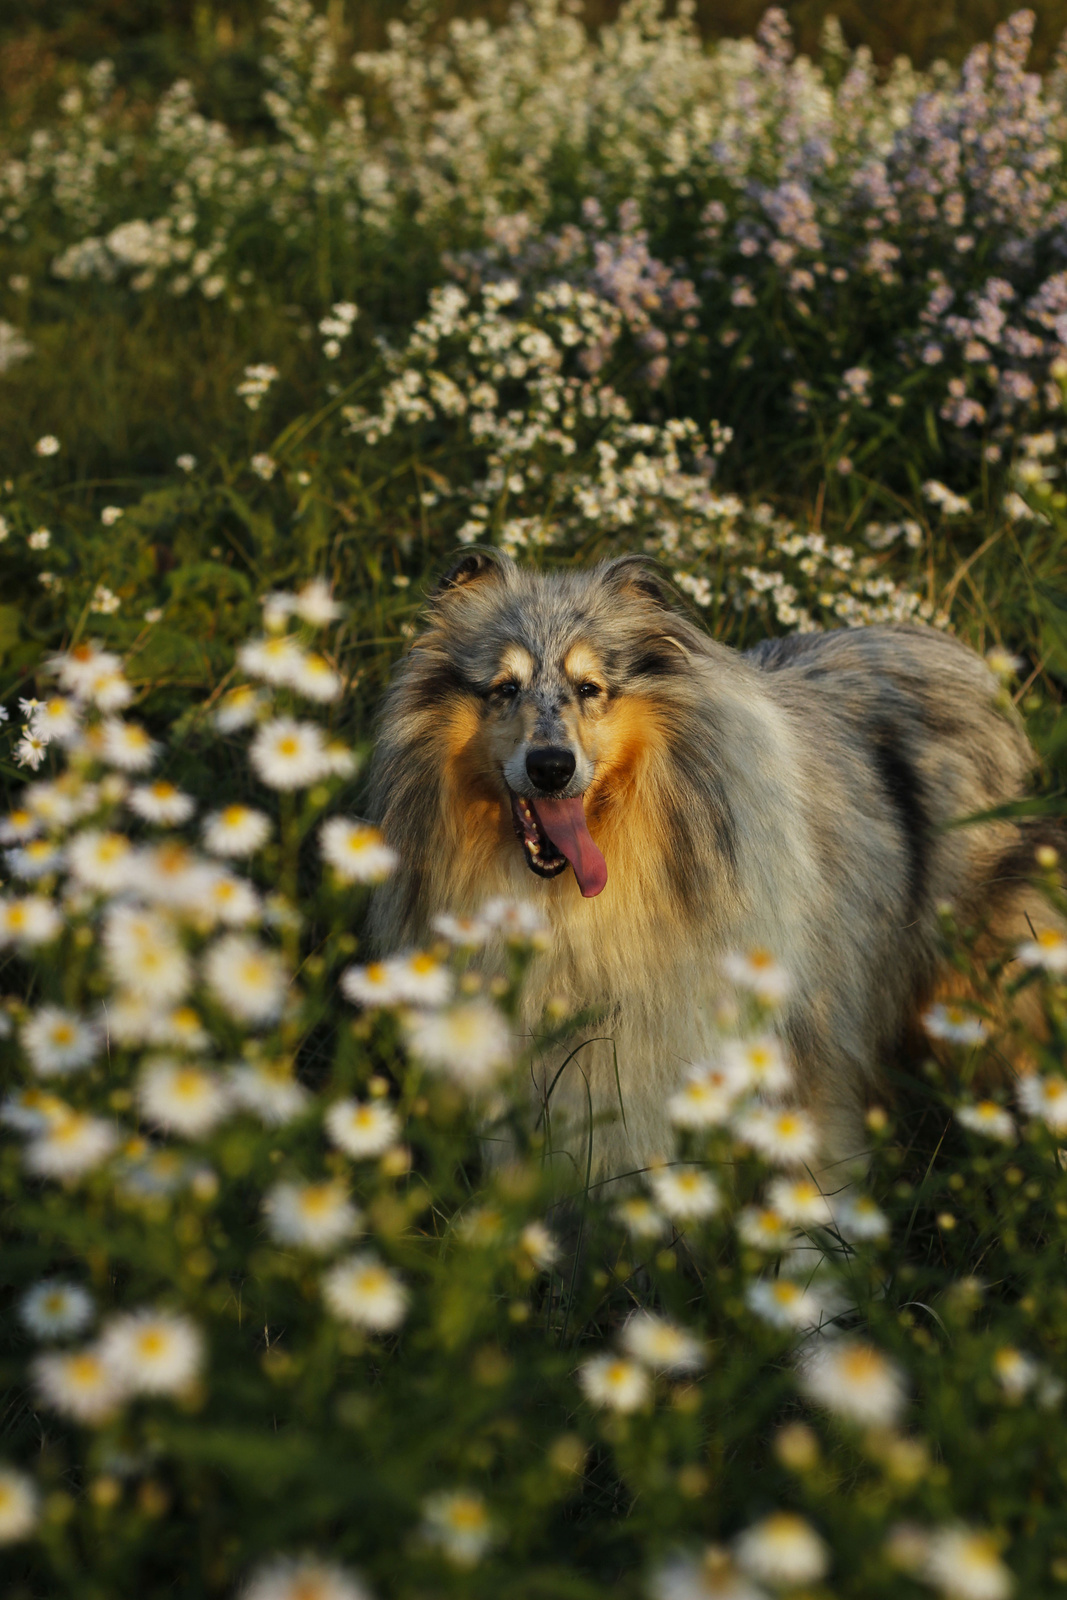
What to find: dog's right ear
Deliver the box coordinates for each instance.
[432,546,512,597]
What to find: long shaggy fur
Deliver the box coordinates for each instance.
[369,551,1057,1184]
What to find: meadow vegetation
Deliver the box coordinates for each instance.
[1,3,1066,1596]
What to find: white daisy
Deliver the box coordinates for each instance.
[721,1034,792,1097]
[138,843,215,913]
[736,1206,794,1252]
[291,652,342,702]
[100,1309,203,1396]
[432,912,491,946]
[1016,1072,1067,1132]
[766,1177,834,1227]
[0,1086,69,1135]
[650,1546,766,1600]
[243,1557,371,1600]
[153,1005,211,1052]
[32,1346,125,1423]
[745,1277,838,1332]
[15,730,47,771]
[322,1252,409,1330]
[29,695,80,744]
[735,1513,829,1587]
[25,778,89,828]
[389,951,453,1006]
[25,1110,119,1179]
[613,1196,669,1239]
[19,1280,95,1339]
[421,1489,494,1568]
[104,906,191,1003]
[922,1004,988,1046]
[250,717,332,790]
[128,780,196,826]
[238,635,306,688]
[202,804,271,857]
[721,948,792,1004]
[831,1192,890,1242]
[215,684,266,733]
[0,808,39,844]
[480,897,550,943]
[520,1221,560,1271]
[404,1000,512,1088]
[35,434,60,456]
[799,1338,906,1426]
[324,741,358,777]
[956,1101,1016,1143]
[0,895,62,947]
[923,1526,1014,1600]
[103,992,167,1048]
[578,1354,651,1412]
[320,818,398,884]
[325,1098,401,1158]
[264,1180,361,1252]
[0,1464,39,1545]
[668,1061,746,1129]
[340,960,408,1007]
[732,1105,819,1167]
[117,1148,198,1200]
[648,1166,720,1222]
[1015,927,1067,975]
[67,828,136,893]
[100,718,158,772]
[138,1058,231,1139]
[82,667,133,713]
[228,1063,309,1126]
[293,577,343,627]
[204,934,288,1024]
[22,1006,101,1077]
[620,1312,705,1373]
[993,1346,1040,1401]
[6,838,65,882]
[202,871,262,928]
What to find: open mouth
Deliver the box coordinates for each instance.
[510,791,568,878]
[508,790,609,898]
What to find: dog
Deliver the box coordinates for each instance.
[368,548,1058,1185]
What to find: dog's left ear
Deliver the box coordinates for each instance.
[432,545,513,597]
[600,554,677,609]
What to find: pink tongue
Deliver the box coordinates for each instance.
[532,797,608,898]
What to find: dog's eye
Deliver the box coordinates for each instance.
[495,680,520,700]
[578,681,602,699]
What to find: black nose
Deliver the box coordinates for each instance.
[525,745,576,792]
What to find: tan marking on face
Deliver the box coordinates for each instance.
[491,643,536,691]
[563,642,606,692]
[439,700,512,857]
[584,695,671,829]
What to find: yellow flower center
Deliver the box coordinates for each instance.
[174,1070,207,1101]
[841,1348,884,1381]
[49,1024,76,1047]
[222,805,248,825]
[136,1330,167,1359]
[448,1498,487,1532]
[301,1184,341,1216]
[277,737,299,758]
[68,1354,104,1387]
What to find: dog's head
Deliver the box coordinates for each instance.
[377,550,711,903]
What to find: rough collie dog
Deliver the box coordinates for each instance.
[369,549,1056,1184]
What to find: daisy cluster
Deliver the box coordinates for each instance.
[339,274,938,634]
